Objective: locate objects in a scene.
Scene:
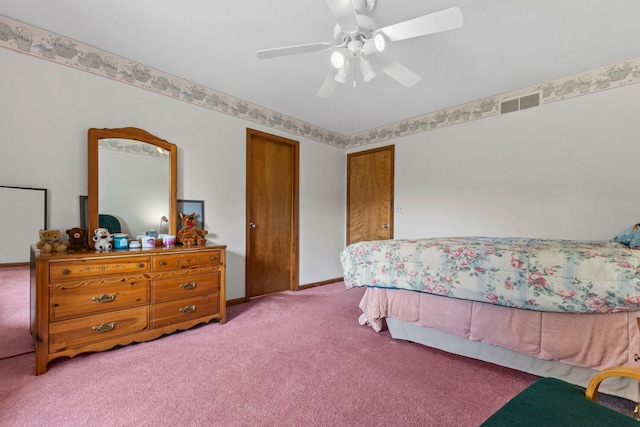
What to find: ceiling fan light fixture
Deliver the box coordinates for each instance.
[362,33,385,56]
[374,32,386,51]
[335,59,352,84]
[331,50,346,69]
[360,57,376,82]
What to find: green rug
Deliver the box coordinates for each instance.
[482,377,638,426]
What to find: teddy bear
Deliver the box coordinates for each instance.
[66,227,89,251]
[36,229,68,252]
[177,212,208,245]
[93,227,113,251]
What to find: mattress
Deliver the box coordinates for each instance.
[342,237,640,313]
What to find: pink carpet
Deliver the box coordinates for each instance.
[0,276,540,426]
[0,267,34,359]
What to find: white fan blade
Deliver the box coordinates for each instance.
[317,68,339,97]
[382,61,422,87]
[326,0,358,32]
[379,7,463,42]
[369,54,422,88]
[257,42,333,59]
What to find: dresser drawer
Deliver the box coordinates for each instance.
[49,306,148,353]
[151,271,220,303]
[50,256,150,282]
[150,294,219,329]
[152,250,221,271]
[50,278,149,321]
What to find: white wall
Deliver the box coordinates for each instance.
[0,48,346,298]
[350,83,640,241]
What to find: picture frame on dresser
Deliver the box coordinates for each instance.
[79,195,88,230]
[176,199,205,231]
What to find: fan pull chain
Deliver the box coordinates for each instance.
[353,57,357,87]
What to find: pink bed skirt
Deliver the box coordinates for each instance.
[359,287,640,370]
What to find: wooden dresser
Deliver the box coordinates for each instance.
[30,244,226,375]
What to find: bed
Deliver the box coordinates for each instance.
[340,236,640,400]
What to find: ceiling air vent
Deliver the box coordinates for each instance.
[500,92,540,115]
[500,99,519,114]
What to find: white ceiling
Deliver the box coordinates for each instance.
[2,0,640,136]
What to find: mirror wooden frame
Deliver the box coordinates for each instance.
[88,127,177,247]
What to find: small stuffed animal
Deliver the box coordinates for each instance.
[66,227,89,251]
[177,212,208,245]
[36,229,68,252]
[93,228,113,251]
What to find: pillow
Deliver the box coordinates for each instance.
[630,232,640,250]
[612,223,640,246]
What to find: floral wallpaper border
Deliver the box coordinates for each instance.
[344,57,640,148]
[0,14,343,148]
[2,13,640,150]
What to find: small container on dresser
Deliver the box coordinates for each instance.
[30,244,226,375]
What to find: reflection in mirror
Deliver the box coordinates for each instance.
[98,139,170,236]
[88,127,177,248]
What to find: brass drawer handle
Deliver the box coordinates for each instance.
[210,256,218,261]
[179,305,197,314]
[138,263,144,268]
[159,260,167,266]
[92,322,117,333]
[92,294,117,304]
[61,269,71,275]
[180,282,197,290]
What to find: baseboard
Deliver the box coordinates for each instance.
[299,277,343,290]
[226,297,247,307]
[0,262,29,268]
[226,277,344,306]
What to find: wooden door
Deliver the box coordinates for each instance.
[347,145,394,245]
[246,129,299,299]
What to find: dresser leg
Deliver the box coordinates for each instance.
[35,348,48,375]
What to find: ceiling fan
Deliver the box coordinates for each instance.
[256,0,463,97]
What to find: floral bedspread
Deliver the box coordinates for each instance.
[340,237,640,313]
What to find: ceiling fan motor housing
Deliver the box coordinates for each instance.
[334,14,376,49]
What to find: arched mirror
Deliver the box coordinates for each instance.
[88,127,177,246]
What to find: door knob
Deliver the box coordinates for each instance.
[382,223,389,229]
[249,222,256,229]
